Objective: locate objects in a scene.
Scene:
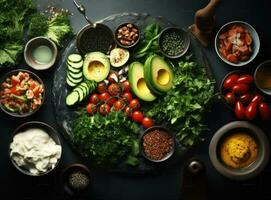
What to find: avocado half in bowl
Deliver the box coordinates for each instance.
[128,55,174,101]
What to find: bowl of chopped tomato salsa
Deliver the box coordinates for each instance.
[0,69,45,117]
[215,21,260,67]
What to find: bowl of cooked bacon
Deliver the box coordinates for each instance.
[0,69,45,117]
[215,21,260,67]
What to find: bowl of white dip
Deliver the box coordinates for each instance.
[9,121,62,176]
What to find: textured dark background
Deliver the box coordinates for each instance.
[1,0,271,199]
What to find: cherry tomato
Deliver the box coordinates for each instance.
[129,99,140,110]
[142,117,154,128]
[121,80,130,92]
[108,72,119,83]
[235,101,246,119]
[107,97,117,106]
[86,103,97,115]
[108,83,121,96]
[124,106,133,117]
[113,100,126,111]
[122,92,133,102]
[237,75,253,85]
[259,103,271,120]
[99,104,111,116]
[223,74,239,89]
[90,94,100,104]
[132,111,144,123]
[224,93,236,105]
[239,93,253,105]
[97,82,107,93]
[251,94,263,104]
[99,92,110,102]
[232,84,249,95]
[245,102,258,120]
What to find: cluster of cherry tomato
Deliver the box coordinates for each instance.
[223,73,271,120]
[86,73,154,128]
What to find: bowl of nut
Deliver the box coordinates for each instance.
[115,22,140,48]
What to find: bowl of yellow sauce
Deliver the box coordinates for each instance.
[254,60,271,95]
[209,121,269,180]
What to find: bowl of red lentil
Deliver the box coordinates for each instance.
[140,126,176,163]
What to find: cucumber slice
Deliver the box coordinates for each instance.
[81,82,90,94]
[66,92,79,106]
[78,85,88,98]
[67,60,83,69]
[74,87,84,101]
[67,73,83,84]
[68,54,82,63]
[67,63,82,74]
[68,71,83,79]
[66,77,78,87]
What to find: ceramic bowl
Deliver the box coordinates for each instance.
[114,22,140,49]
[158,27,190,59]
[254,60,271,96]
[24,36,57,70]
[215,21,260,67]
[9,121,62,176]
[209,121,269,180]
[140,126,176,163]
[0,69,45,117]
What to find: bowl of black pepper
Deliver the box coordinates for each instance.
[115,22,140,48]
[62,164,92,195]
[140,126,176,163]
[158,27,190,59]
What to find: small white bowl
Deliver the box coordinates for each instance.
[24,36,58,70]
[215,21,260,67]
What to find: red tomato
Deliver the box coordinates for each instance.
[113,100,126,111]
[239,93,253,105]
[223,74,239,89]
[124,106,133,117]
[86,103,97,115]
[132,111,144,123]
[259,103,271,120]
[107,97,117,106]
[90,94,100,104]
[142,117,154,128]
[129,99,140,110]
[97,82,107,93]
[108,72,119,83]
[232,84,249,95]
[226,54,238,63]
[99,104,111,116]
[245,102,258,120]
[251,94,263,104]
[224,93,236,105]
[108,83,121,96]
[121,80,130,92]
[11,75,20,86]
[122,92,133,102]
[235,101,246,119]
[99,92,110,102]
[236,75,253,85]
[10,87,21,95]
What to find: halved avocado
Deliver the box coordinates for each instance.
[83,52,110,82]
[128,62,156,102]
[144,55,173,93]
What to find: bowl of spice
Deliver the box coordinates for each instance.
[141,126,175,163]
[62,164,91,195]
[209,121,270,180]
[158,27,190,59]
[24,36,58,70]
[254,60,271,96]
[115,22,140,48]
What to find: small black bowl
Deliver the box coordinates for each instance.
[140,126,176,163]
[9,121,62,176]
[0,69,45,117]
[114,22,140,49]
[62,163,92,195]
[158,27,190,59]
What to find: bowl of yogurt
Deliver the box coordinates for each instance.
[9,121,62,176]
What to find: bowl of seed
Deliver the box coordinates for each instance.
[158,27,190,59]
[62,164,91,195]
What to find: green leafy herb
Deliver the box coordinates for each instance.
[28,13,49,39]
[72,111,140,166]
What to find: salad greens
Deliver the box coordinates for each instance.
[72,111,140,166]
